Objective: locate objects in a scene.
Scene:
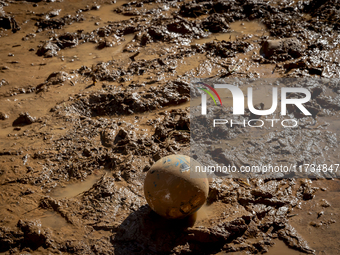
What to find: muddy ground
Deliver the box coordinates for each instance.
[0,0,339,254]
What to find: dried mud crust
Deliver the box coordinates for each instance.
[0,0,339,254]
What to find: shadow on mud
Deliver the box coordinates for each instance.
[112,205,225,255]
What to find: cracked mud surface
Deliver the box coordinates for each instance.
[0,0,340,254]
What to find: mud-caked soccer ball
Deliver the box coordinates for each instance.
[144,155,209,219]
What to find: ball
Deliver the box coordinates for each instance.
[144,155,209,219]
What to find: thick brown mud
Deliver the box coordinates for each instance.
[0,0,340,254]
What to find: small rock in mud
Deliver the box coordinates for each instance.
[114,128,131,145]
[46,71,69,85]
[91,4,101,10]
[317,211,324,218]
[22,33,36,41]
[97,35,123,49]
[320,199,331,208]
[0,79,9,87]
[36,71,69,92]
[0,112,8,120]
[48,9,61,18]
[310,221,322,227]
[57,32,79,49]
[167,20,193,34]
[297,180,317,200]
[36,41,60,57]
[12,112,36,126]
[260,38,303,60]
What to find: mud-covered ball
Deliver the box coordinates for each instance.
[144,155,209,219]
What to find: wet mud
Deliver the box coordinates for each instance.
[0,0,339,254]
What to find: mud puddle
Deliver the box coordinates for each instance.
[287,180,340,254]
[40,211,69,229]
[58,33,135,68]
[267,241,306,255]
[51,171,106,199]
[192,20,268,45]
[62,0,132,34]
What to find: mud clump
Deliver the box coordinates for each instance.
[36,71,70,92]
[0,220,50,252]
[12,112,36,126]
[17,219,50,250]
[35,14,84,31]
[0,226,22,252]
[202,13,230,33]
[67,81,189,117]
[0,5,20,33]
[36,41,60,57]
[0,112,8,120]
[46,71,69,85]
[204,40,253,58]
[56,32,79,49]
[304,0,340,31]
[167,20,193,35]
[37,33,80,57]
[0,78,8,87]
[260,38,303,61]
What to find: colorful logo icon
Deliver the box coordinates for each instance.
[197,82,222,106]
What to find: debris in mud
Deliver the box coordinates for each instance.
[35,14,85,31]
[278,224,314,254]
[77,4,101,13]
[22,33,36,41]
[0,6,20,33]
[97,34,124,49]
[297,180,317,200]
[260,38,303,60]
[56,32,79,49]
[0,219,51,252]
[65,81,189,117]
[0,78,8,87]
[17,219,50,250]
[46,71,69,85]
[36,41,60,57]
[320,199,331,208]
[47,9,61,18]
[0,226,22,252]
[202,13,230,33]
[204,40,253,58]
[0,112,8,120]
[304,0,340,31]
[12,112,36,126]
[36,71,70,92]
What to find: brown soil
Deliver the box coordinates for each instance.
[0,0,339,254]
